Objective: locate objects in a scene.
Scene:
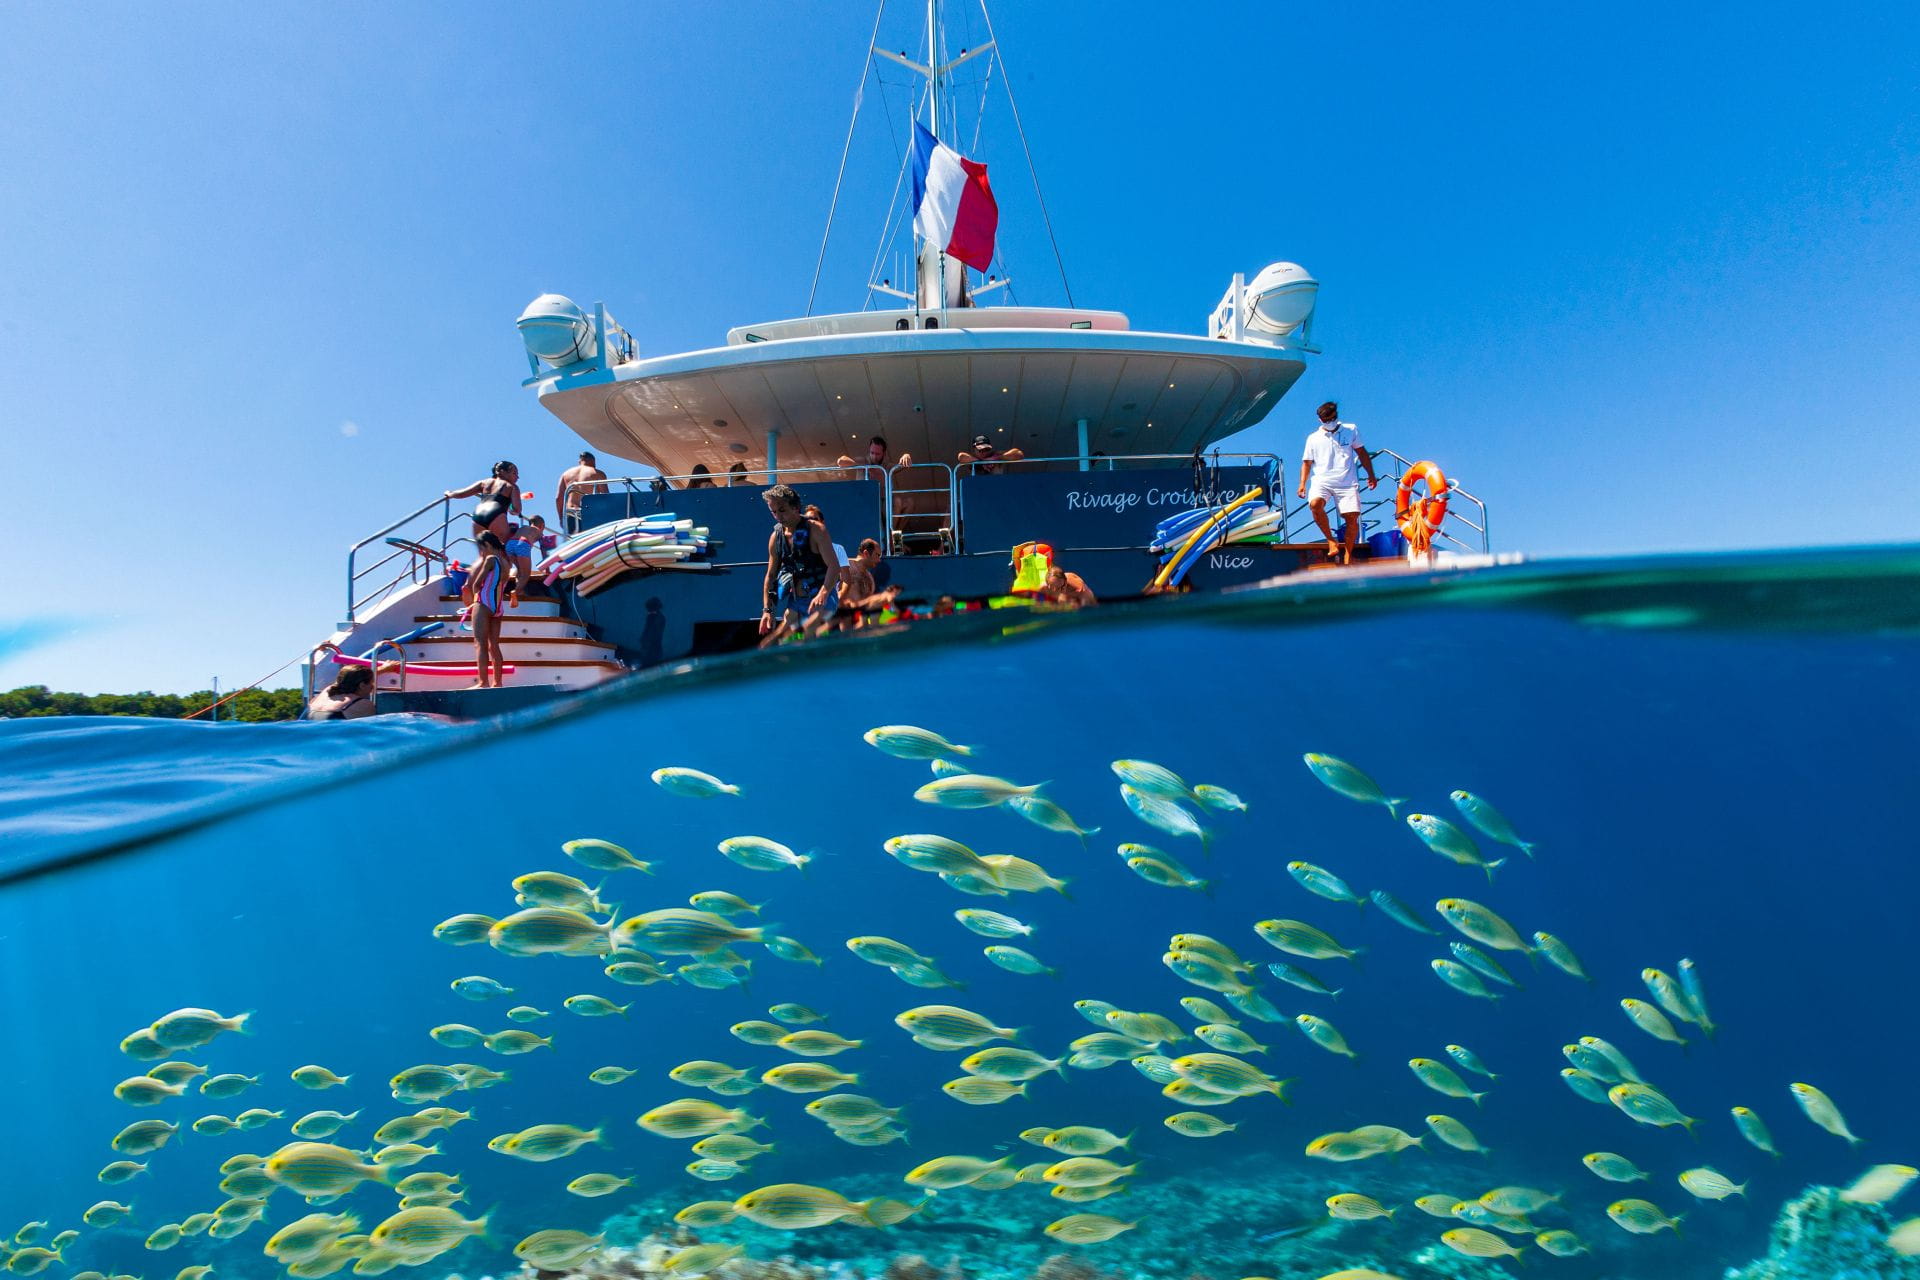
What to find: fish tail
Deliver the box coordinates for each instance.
[1471,1091,1488,1108]
[1483,857,1507,883]
[1519,840,1537,859]
[1198,878,1215,900]
[953,744,976,757]
[723,783,742,795]
[1386,797,1406,820]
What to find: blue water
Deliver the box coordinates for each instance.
[3,548,1917,1280]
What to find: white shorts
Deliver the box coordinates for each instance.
[1309,482,1362,515]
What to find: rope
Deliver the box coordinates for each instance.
[180,647,312,721]
[977,1,1072,307]
[807,0,889,317]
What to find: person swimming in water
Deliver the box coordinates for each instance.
[758,484,840,647]
[446,461,523,548]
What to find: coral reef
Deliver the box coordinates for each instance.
[1721,1185,1920,1280]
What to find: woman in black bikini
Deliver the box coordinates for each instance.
[446,461,523,548]
[306,665,377,720]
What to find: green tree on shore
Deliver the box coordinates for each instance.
[0,685,304,721]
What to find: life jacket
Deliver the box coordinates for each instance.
[1010,541,1054,596]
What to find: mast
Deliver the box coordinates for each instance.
[919,0,946,312]
[926,0,940,143]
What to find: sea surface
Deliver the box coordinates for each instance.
[3,547,1917,1280]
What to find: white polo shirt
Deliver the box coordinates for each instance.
[1303,422,1363,488]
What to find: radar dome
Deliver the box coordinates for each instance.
[517,293,597,367]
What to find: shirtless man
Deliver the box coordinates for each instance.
[1041,564,1097,608]
[837,538,898,625]
[837,435,911,471]
[555,450,608,530]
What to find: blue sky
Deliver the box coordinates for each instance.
[2,2,1915,695]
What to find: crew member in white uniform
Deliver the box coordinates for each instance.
[1297,400,1378,564]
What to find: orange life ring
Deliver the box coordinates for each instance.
[1395,461,1450,552]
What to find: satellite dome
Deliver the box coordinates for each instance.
[517,294,597,367]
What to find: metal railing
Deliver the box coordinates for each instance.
[345,496,479,623]
[1283,447,1489,556]
[885,462,958,552]
[566,465,886,524]
[548,447,1491,567]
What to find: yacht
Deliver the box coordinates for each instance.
[311,1,1488,716]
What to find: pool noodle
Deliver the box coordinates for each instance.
[330,653,516,677]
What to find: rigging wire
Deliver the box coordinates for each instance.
[806,0,891,317]
[976,0,1073,307]
[862,73,920,309]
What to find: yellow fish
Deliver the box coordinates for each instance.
[367,1207,488,1259]
[1043,1214,1137,1244]
[761,1063,858,1094]
[1842,1164,1919,1205]
[864,725,976,760]
[941,1077,1027,1105]
[1425,1114,1489,1154]
[1255,919,1362,962]
[1408,1058,1486,1106]
[512,1231,603,1270]
[1440,1227,1524,1260]
[561,838,653,874]
[1163,1112,1236,1138]
[651,767,741,798]
[636,1099,763,1139]
[1677,1167,1747,1200]
[1607,1198,1684,1235]
[1582,1152,1648,1183]
[914,774,1045,809]
[1620,997,1688,1048]
[264,1142,389,1197]
[1790,1081,1862,1145]
[732,1182,872,1229]
[904,1156,1012,1189]
[1326,1194,1393,1221]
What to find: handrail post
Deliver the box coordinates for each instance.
[369,639,409,699]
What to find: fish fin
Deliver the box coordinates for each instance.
[1386,797,1406,820]
[1483,857,1507,883]
[1198,878,1215,899]
[1329,988,1343,1000]
[954,744,976,757]
[1670,1213,1686,1239]
[1471,1091,1487,1107]
[1519,840,1537,859]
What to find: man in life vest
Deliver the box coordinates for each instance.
[1297,400,1378,564]
[1011,541,1054,595]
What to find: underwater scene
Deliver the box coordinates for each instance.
[3,549,1919,1280]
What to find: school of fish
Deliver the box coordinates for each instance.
[2,729,1911,1280]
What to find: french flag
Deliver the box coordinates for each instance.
[911,122,999,273]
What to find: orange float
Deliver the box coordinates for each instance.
[1395,461,1451,556]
